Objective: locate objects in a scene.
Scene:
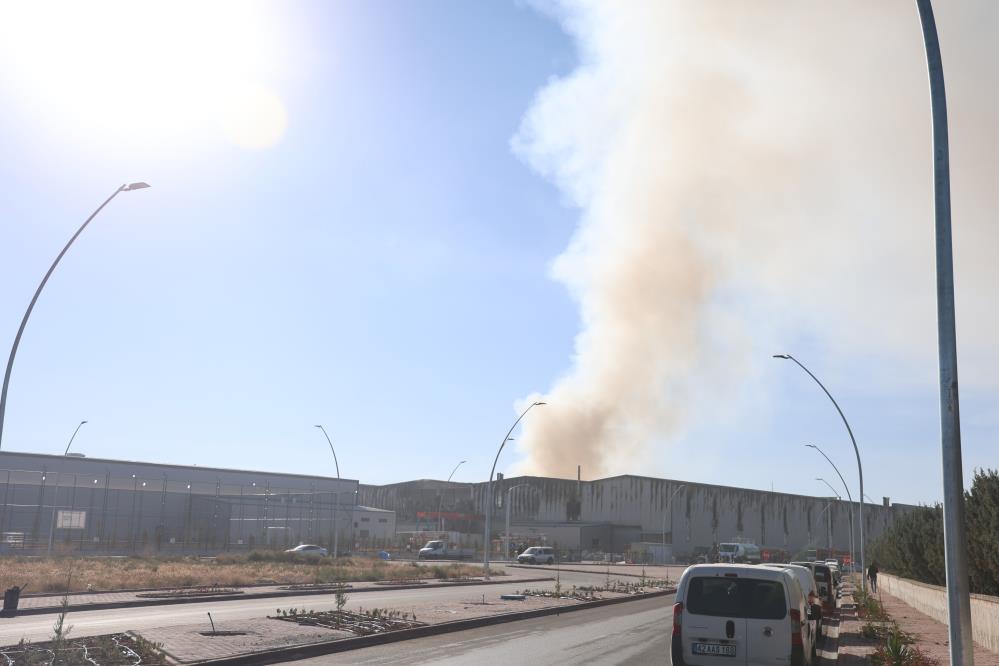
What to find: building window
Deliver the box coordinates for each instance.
[378,518,388,523]
[591,538,600,547]
[359,530,370,538]
[361,517,370,523]
[57,511,86,529]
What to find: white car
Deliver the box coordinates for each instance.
[517,546,556,565]
[670,563,814,666]
[285,544,328,557]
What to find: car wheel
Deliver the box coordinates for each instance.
[547,557,554,565]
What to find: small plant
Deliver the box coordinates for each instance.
[50,594,73,659]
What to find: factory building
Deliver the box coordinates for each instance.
[0,451,376,554]
[360,474,913,561]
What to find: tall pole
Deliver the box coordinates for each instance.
[484,401,545,580]
[826,499,832,553]
[504,483,534,560]
[808,444,856,573]
[915,2,973,663]
[661,484,686,564]
[314,425,340,479]
[314,425,341,558]
[0,183,150,451]
[438,459,467,532]
[64,420,88,456]
[774,354,865,592]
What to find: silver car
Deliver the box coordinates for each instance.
[285,544,328,557]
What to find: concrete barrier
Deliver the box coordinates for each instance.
[879,573,999,653]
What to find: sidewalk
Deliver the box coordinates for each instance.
[837,584,999,665]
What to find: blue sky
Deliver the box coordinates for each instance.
[0,1,995,506]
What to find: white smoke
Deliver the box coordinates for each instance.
[512,1,999,478]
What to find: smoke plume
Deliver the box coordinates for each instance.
[512,1,999,478]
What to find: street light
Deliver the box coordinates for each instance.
[504,483,538,559]
[0,183,150,451]
[816,478,840,499]
[64,420,88,456]
[807,444,856,576]
[313,424,341,558]
[483,401,545,579]
[437,459,467,532]
[774,353,866,591]
[661,484,686,564]
[915,2,973,663]
[313,425,340,479]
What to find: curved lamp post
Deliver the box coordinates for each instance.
[661,484,686,564]
[313,425,340,479]
[504,483,538,560]
[808,444,856,575]
[314,424,341,557]
[64,420,88,456]
[483,400,545,579]
[816,478,840,499]
[0,183,150,451]
[774,353,866,591]
[916,2,973,662]
[437,459,467,532]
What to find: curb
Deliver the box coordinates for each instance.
[506,564,677,579]
[10,577,555,617]
[186,588,677,665]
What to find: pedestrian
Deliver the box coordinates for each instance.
[867,561,879,593]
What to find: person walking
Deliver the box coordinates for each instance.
[867,561,879,593]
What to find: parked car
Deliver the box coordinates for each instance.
[807,563,836,615]
[670,563,815,666]
[824,560,842,586]
[417,540,474,560]
[716,542,762,564]
[517,546,556,565]
[285,544,328,557]
[762,563,824,643]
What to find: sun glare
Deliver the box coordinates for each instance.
[0,1,290,150]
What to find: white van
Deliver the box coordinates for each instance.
[670,564,814,666]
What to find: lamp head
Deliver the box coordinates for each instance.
[122,182,150,191]
[772,354,790,360]
[534,401,547,406]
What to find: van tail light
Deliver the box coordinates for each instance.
[672,602,683,637]
[789,608,803,646]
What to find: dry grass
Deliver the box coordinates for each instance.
[0,553,490,594]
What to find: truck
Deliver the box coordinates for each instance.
[417,540,475,560]
[716,541,762,564]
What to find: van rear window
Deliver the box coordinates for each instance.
[687,578,788,620]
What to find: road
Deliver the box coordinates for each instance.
[0,568,636,646]
[284,594,673,665]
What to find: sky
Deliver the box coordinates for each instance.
[0,1,996,507]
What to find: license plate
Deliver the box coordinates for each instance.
[692,642,736,657]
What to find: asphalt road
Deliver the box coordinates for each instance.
[285,594,674,665]
[0,569,623,646]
